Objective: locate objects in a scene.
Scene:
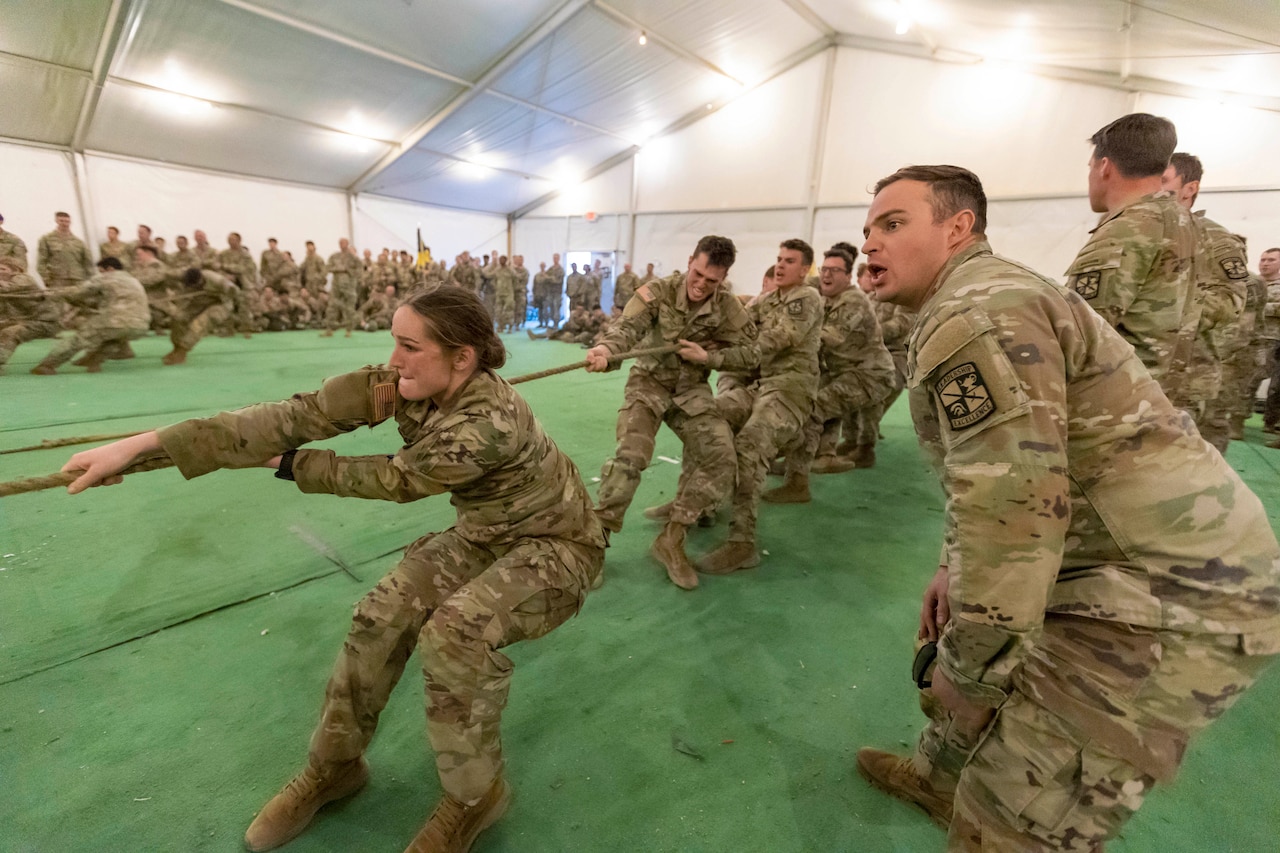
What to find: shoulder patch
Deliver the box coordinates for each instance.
[787,300,804,315]
[935,362,995,430]
[371,381,397,425]
[1073,271,1101,299]
[1220,257,1249,281]
[636,284,655,303]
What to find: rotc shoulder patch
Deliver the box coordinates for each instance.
[370,381,397,425]
[935,362,995,430]
[787,300,803,315]
[1220,257,1249,280]
[1073,271,1101,299]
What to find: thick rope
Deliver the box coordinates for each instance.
[0,431,148,455]
[0,343,683,495]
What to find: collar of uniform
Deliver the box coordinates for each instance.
[917,239,994,315]
[1091,189,1171,233]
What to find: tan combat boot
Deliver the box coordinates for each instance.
[642,499,675,521]
[30,362,57,375]
[856,748,953,829]
[762,471,811,503]
[243,758,369,852]
[810,455,856,475]
[403,775,511,853]
[849,445,876,469]
[649,522,698,590]
[696,540,760,575]
[319,330,334,337]
[161,347,188,366]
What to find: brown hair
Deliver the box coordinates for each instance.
[1168,152,1203,185]
[693,235,736,269]
[1089,113,1176,178]
[780,238,814,268]
[405,285,506,370]
[874,164,988,236]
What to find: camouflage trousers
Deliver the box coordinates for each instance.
[1223,343,1267,431]
[324,287,357,332]
[720,388,808,542]
[0,320,59,367]
[307,528,602,802]
[170,304,232,352]
[845,357,906,449]
[494,291,515,328]
[596,372,736,532]
[514,289,527,327]
[549,291,564,327]
[41,324,145,368]
[913,615,1272,851]
[785,370,892,475]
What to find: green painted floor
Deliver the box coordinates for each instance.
[2,330,1278,852]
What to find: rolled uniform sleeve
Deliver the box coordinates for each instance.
[914,302,1072,707]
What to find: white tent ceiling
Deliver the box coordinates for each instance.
[3,0,1279,215]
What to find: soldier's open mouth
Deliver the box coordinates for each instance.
[867,263,887,285]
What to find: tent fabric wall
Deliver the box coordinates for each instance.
[354,194,508,263]
[82,154,350,264]
[0,142,83,284]
[633,208,808,290]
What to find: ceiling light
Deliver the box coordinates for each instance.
[895,17,910,34]
[638,31,647,46]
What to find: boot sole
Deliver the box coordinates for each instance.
[855,754,952,830]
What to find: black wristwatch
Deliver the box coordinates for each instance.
[274,449,298,481]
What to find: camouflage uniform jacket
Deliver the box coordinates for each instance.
[450,263,480,294]
[512,264,529,294]
[218,247,259,289]
[169,248,198,271]
[819,287,896,387]
[192,244,220,270]
[1263,281,1280,342]
[909,240,1280,709]
[66,269,150,330]
[873,294,915,354]
[133,257,174,295]
[1064,191,1196,385]
[157,368,607,550]
[1166,213,1248,406]
[546,263,565,293]
[301,253,327,290]
[565,272,586,304]
[493,266,518,301]
[597,272,758,412]
[753,283,823,414]
[178,270,240,318]
[260,249,290,291]
[0,231,29,270]
[359,291,397,324]
[1233,274,1267,355]
[326,250,362,293]
[36,231,93,285]
[613,271,640,311]
[1,271,60,327]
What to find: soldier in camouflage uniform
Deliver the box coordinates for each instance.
[528,305,597,344]
[613,263,639,315]
[162,268,242,365]
[586,235,756,590]
[62,285,605,853]
[322,238,362,338]
[0,214,28,271]
[1064,114,1196,396]
[259,238,290,295]
[491,255,519,332]
[853,165,1280,851]
[132,244,177,332]
[511,255,529,328]
[844,262,916,467]
[1159,154,1249,451]
[584,262,603,311]
[98,226,129,269]
[217,232,259,337]
[37,212,93,290]
[546,254,566,328]
[31,257,149,374]
[0,257,61,372]
[296,241,323,292]
[190,230,220,271]
[1258,249,1280,436]
[697,239,821,576]
[357,284,398,332]
[564,263,585,312]
[765,247,895,501]
[168,235,197,271]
